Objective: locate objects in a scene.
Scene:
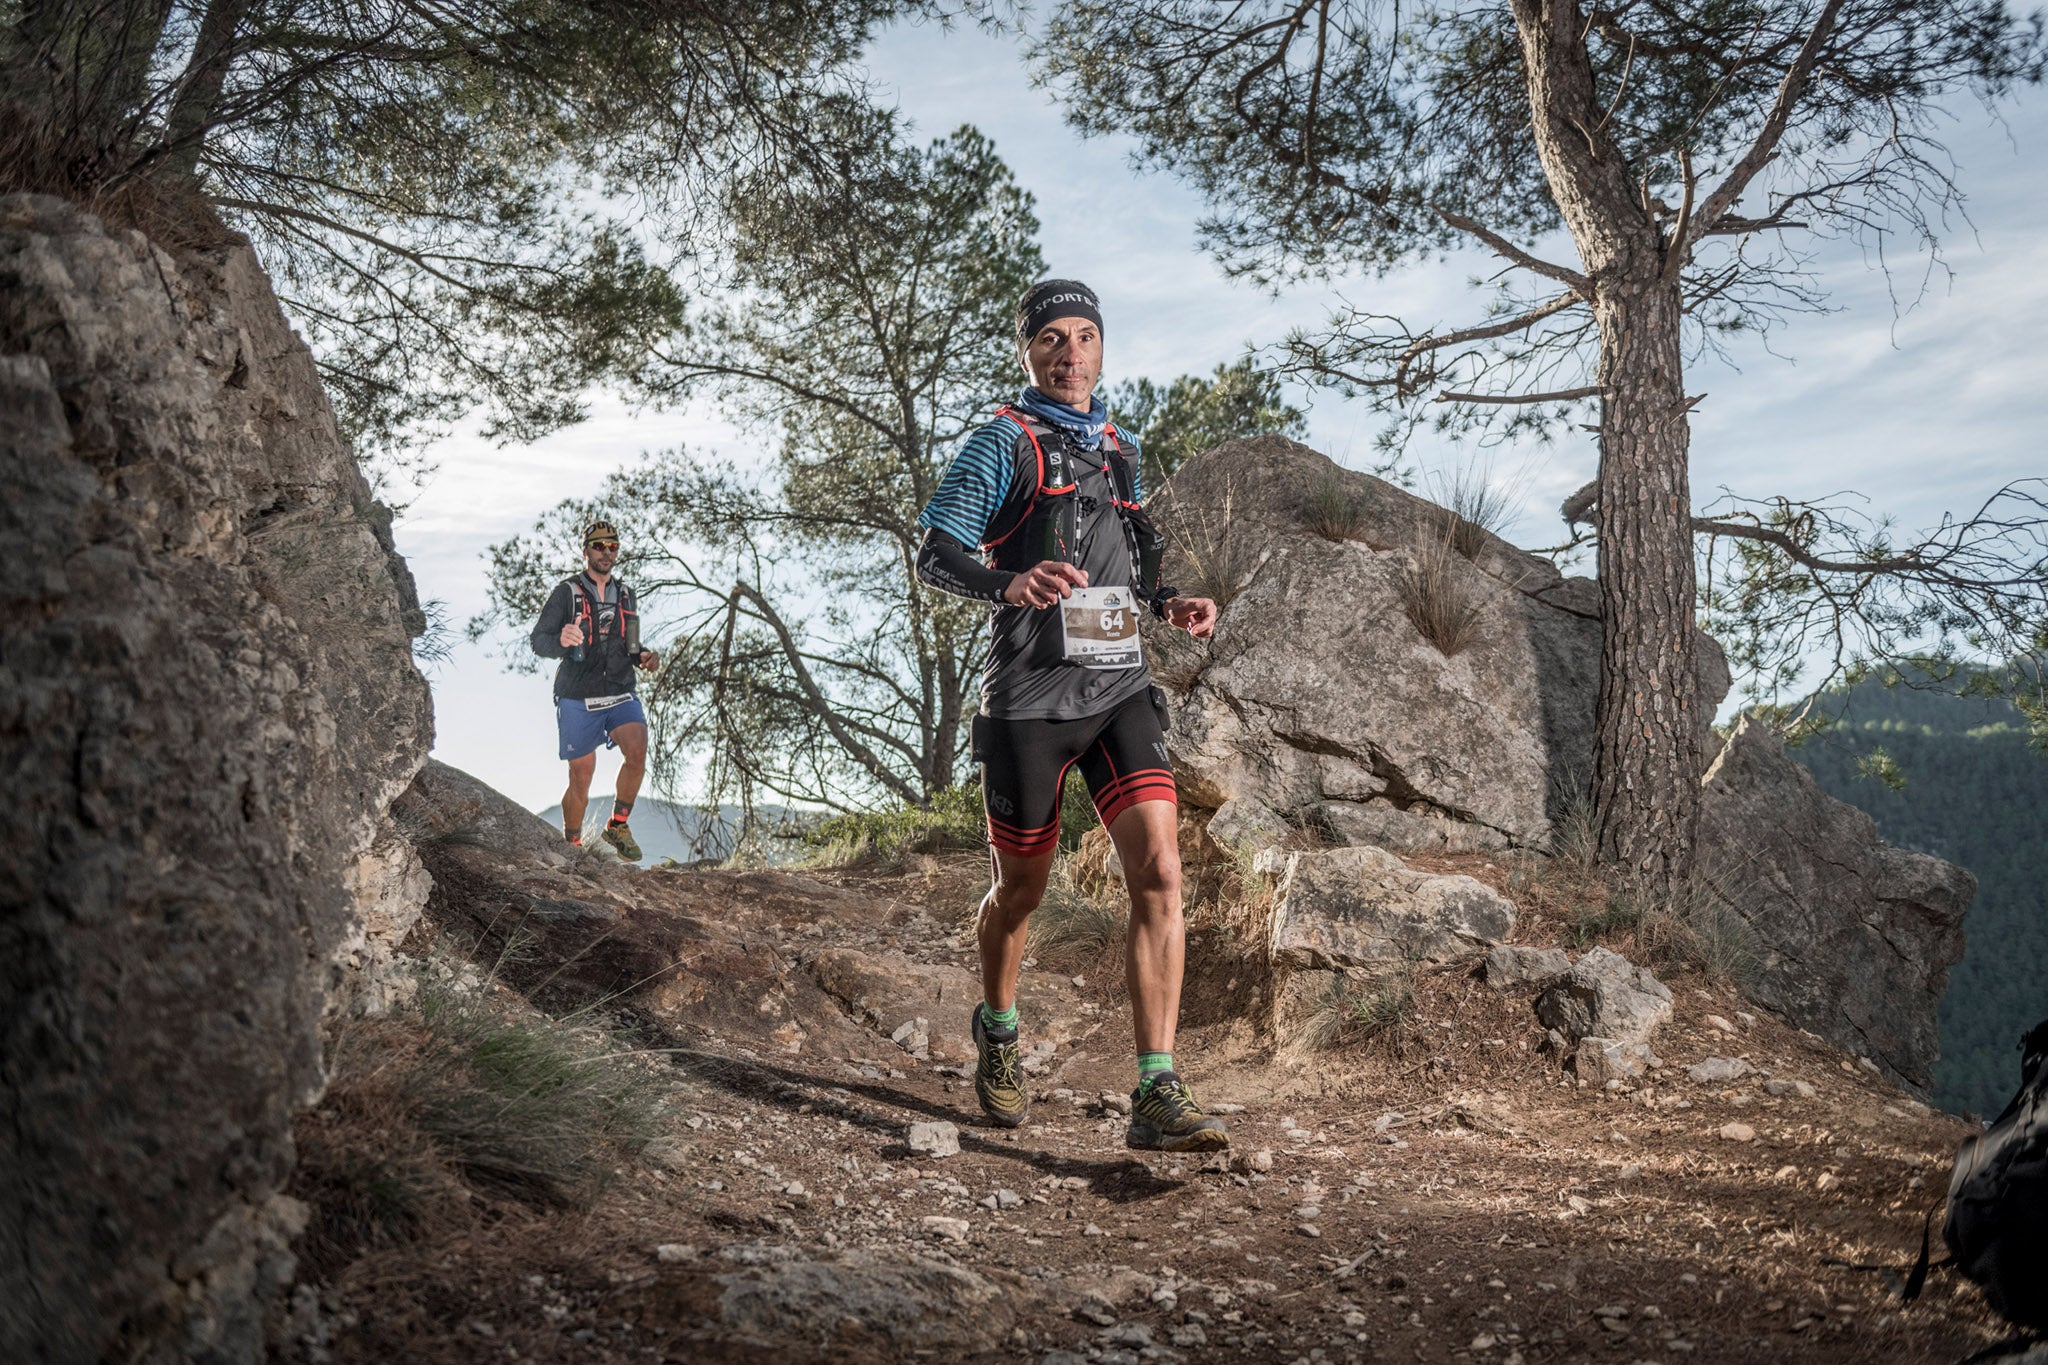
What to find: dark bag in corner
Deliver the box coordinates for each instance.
[1943,1018,2048,1331]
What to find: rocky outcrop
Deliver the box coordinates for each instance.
[0,194,431,1363]
[1696,717,1974,1091]
[1534,946,1674,1049]
[1148,436,1730,852]
[1149,436,1974,1097]
[1255,843,1516,1031]
[1261,845,1517,971]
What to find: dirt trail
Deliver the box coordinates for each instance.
[303,834,2014,1365]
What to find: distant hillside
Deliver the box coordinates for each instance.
[534,795,801,865]
[1790,679,2048,1119]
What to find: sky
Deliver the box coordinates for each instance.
[392,18,2048,814]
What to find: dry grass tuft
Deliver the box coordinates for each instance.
[1297,966,1418,1054]
[1301,472,1367,542]
[1428,460,1522,561]
[1027,865,1129,973]
[1163,478,1257,607]
[1398,520,1486,655]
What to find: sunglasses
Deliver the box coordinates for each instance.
[586,539,619,552]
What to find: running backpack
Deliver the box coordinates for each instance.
[1943,1017,2048,1330]
[978,408,1174,608]
[565,574,642,682]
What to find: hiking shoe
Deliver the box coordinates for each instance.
[600,821,641,861]
[1126,1071,1230,1152]
[971,1008,1029,1129]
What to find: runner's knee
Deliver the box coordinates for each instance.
[1123,843,1182,902]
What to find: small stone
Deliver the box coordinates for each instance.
[1298,1223,1323,1238]
[1619,1164,1643,1180]
[1098,1323,1154,1347]
[1687,1057,1751,1084]
[1705,1015,1737,1034]
[1719,1122,1756,1142]
[1472,1333,1498,1350]
[1250,1149,1274,1172]
[1101,1091,1133,1116]
[1296,1205,1322,1220]
[994,1188,1023,1209]
[907,1120,961,1158]
[1773,1164,1799,1180]
[1211,1102,1246,1115]
[654,1243,697,1263]
[1372,1112,1404,1133]
[1084,1222,1106,1237]
[1736,1011,1757,1028]
[780,1181,807,1197]
[1170,1325,1208,1347]
[1816,1172,1840,1191]
[921,1215,971,1242]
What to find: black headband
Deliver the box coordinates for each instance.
[1019,287,1103,343]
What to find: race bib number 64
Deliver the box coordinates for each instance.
[1060,586,1143,670]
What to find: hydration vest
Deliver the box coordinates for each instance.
[566,573,642,677]
[978,408,1173,607]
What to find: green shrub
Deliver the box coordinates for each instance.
[802,784,987,866]
[293,988,661,1276]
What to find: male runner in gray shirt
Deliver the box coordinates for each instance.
[915,280,1227,1152]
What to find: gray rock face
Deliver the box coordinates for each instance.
[1150,437,1729,851]
[1535,947,1673,1047]
[1485,945,1573,991]
[1687,1056,1752,1084]
[0,194,431,1363]
[1696,717,1974,1091]
[1263,845,1517,971]
[1576,1037,1659,1085]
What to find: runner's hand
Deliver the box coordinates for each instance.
[636,648,660,672]
[1164,596,1217,640]
[1004,561,1089,609]
[559,622,585,648]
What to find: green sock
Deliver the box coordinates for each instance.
[979,1001,1020,1035]
[1137,1051,1175,1091]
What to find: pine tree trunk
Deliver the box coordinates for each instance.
[1512,0,1702,893]
[1591,279,1701,890]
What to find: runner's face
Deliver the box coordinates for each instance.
[1022,316,1102,408]
[584,540,619,573]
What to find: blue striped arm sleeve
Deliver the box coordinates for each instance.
[919,416,1023,548]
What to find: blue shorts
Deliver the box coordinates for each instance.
[556,695,647,761]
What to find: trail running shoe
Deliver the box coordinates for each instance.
[1126,1071,1230,1152]
[600,821,642,861]
[971,1008,1029,1128]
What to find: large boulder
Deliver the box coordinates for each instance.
[1535,946,1673,1047]
[0,194,431,1363]
[1148,436,1730,852]
[1262,845,1517,971]
[1696,717,1974,1091]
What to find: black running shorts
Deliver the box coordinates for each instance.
[971,688,1177,858]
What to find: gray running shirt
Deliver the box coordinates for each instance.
[982,442,1153,721]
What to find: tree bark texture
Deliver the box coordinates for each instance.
[1510,0,1702,891]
